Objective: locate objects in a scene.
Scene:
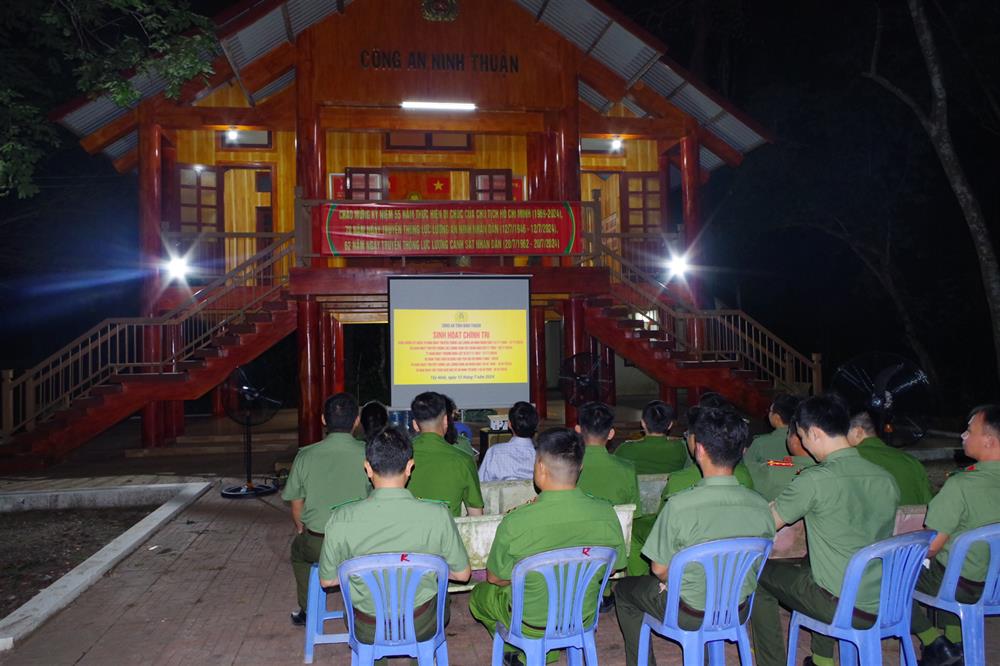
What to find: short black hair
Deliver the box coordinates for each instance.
[324,393,359,433]
[692,407,748,469]
[849,411,877,436]
[642,400,675,434]
[577,401,615,439]
[360,401,389,441]
[365,426,413,476]
[969,404,1000,439]
[509,401,539,438]
[793,394,850,438]
[699,392,732,410]
[535,427,584,483]
[411,391,447,424]
[770,393,800,425]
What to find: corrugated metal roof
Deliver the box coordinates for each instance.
[620,97,648,118]
[699,146,724,171]
[578,80,610,113]
[590,22,659,83]
[103,130,138,161]
[285,0,339,36]
[251,68,296,103]
[538,0,608,53]
[55,0,769,172]
[222,7,286,70]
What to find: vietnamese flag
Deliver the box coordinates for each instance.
[425,174,451,198]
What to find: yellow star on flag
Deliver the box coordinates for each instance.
[432,179,445,191]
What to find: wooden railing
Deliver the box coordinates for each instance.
[0,233,296,439]
[581,208,821,395]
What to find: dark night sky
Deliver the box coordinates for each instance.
[0,0,997,411]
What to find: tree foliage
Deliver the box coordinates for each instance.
[0,0,215,198]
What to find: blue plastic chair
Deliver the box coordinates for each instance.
[454,422,474,441]
[787,530,935,666]
[304,563,349,664]
[636,537,773,666]
[491,546,618,666]
[912,523,1000,666]
[338,552,451,666]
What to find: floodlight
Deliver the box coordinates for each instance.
[610,138,623,151]
[401,100,476,111]
[165,256,190,281]
[193,164,204,173]
[226,128,239,141]
[666,254,689,279]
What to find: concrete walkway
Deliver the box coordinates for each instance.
[1,476,997,665]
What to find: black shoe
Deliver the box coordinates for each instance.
[599,592,616,614]
[801,659,815,666]
[290,609,307,626]
[920,636,963,666]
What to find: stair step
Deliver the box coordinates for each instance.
[90,384,124,396]
[109,372,188,384]
[586,297,614,308]
[213,335,242,346]
[177,360,208,371]
[602,307,631,319]
[243,312,273,323]
[191,347,226,359]
[225,323,257,335]
[263,300,292,312]
[627,329,666,341]
[74,396,104,409]
[676,360,740,370]
[616,320,645,329]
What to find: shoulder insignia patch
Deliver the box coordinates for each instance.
[767,458,795,467]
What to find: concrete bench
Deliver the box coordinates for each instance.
[480,475,667,515]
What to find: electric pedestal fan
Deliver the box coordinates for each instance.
[220,365,283,499]
[558,352,615,408]
[830,352,932,447]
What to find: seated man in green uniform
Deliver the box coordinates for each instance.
[745,393,799,466]
[847,410,933,505]
[319,426,471,650]
[616,407,776,666]
[576,401,641,506]
[407,391,484,516]
[751,395,900,666]
[469,427,627,665]
[283,392,370,626]
[575,401,641,587]
[746,417,816,501]
[908,404,1000,666]
[614,400,688,474]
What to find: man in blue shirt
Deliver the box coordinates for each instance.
[479,401,538,482]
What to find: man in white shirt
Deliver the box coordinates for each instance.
[478,401,538,482]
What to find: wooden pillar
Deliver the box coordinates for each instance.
[163,323,185,439]
[552,103,581,267]
[138,104,165,448]
[211,385,225,417]
[601,343,616,406]
[563,297,587,427]
[297,296,323,445]
[680,130,702,308]
[295,29,332,268]
[320,311,334,399]
[687,386,704,409]
[332,316,345,394]
[659,384,678,411]
[657,141,672,233]
[530,306,548,419]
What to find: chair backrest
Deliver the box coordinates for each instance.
[337,552,449,647]
[508,546,618,640]
[455,422,474,441]
[662,537,773,631]
[936,522,1000,607]
[833,530,935,630]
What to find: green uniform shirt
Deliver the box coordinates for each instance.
[855,437,933,505]
[747,455,817,502]
[578,445,641,506]
[614,435,688,475]
[925,460,1000,581]
[319,487,469,616]
[745,427,789,466]
[661,462,755,508]
[281,432,369,533]
[408,432,485,517]
[643,476,775,610]
[773,447,899,611]
[486,488,627,627]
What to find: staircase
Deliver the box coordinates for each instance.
[580,213,821,413]
[0,233,297,472]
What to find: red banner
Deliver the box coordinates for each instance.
[315,201,582,256]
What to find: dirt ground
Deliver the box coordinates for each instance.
[0,506,156,620]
